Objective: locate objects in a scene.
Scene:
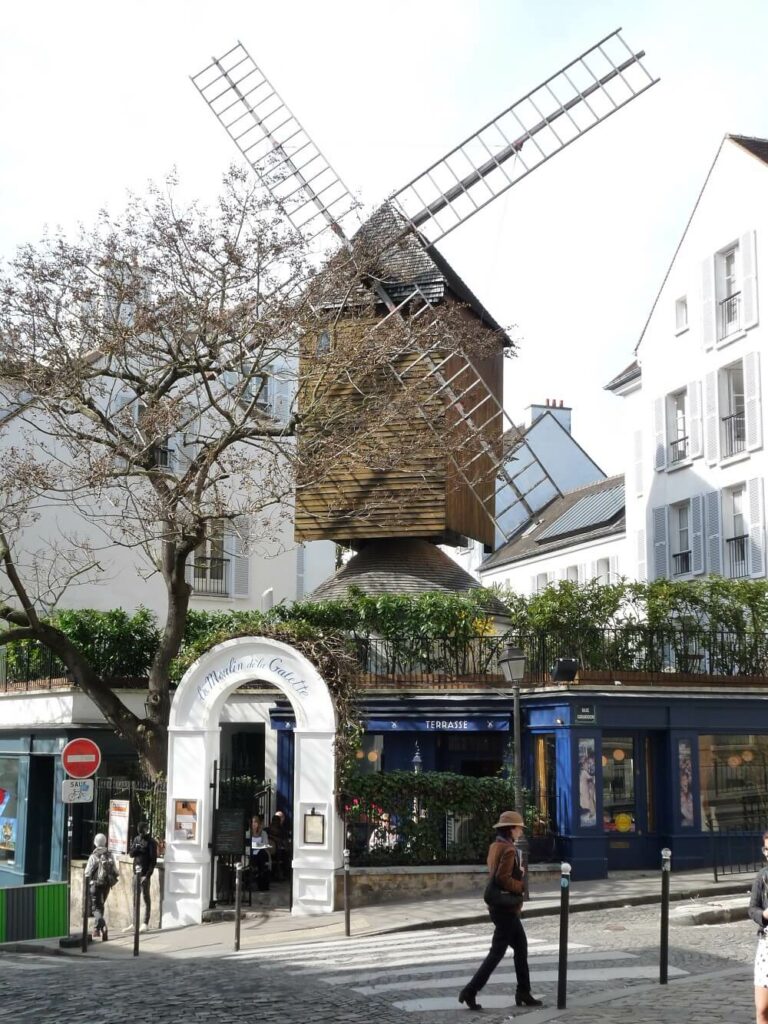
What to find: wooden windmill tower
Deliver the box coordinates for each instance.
[192,31,657,581]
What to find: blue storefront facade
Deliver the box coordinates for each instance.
[526,686,768,879]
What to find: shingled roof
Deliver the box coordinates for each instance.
[353,203,511,343]
[306,537,508,613]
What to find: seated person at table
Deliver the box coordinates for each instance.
[247,814,273,891]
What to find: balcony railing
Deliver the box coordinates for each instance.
[722,412,746,457]
[669,436,689,464]
[186,556,230,596]
[727,534,749,579]
[719,291,741,339]
[672,550,692,576]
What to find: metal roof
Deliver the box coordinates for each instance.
[536,484,624,542]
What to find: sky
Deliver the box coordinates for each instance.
[2,0,767,477]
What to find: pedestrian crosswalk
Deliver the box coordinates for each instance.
[225,926,688,1013]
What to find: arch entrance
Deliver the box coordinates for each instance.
[162,636,341,926]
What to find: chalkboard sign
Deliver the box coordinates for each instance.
[215,808,245,855]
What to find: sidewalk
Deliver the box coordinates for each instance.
[3,867,753,959]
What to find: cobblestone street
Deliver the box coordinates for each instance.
[1,902,759,1023]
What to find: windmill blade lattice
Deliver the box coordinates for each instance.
[191,43,361,244]
[390,28,658,245]
[372,289,561,543]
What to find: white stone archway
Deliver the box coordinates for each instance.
[162,636,341,927]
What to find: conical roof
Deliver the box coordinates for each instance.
[306,538,507,614]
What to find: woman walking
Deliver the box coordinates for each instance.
[458,810,543,1011]
[749,829,768,1024]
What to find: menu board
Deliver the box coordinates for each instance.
[215,808,245,855]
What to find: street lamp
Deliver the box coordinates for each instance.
[499,644,526,814]
[499,643,528,894]
[412,741,422,774]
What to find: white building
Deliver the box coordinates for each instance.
[608,135,768,585]
[449,399,607,580]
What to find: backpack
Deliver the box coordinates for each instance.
[95,849,118,888]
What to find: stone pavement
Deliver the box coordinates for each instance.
[2,865,754,958]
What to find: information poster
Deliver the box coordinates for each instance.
[108,798,131,853]
[678,740,694,827]
[173,799,198,841]
[578,738,597,827]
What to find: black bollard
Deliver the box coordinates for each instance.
[80,868,90,953]
[133,866,142,957]
[343,847,351,937]
[660,847,671,984]
[234,862,243,952]
[557,861,572,1009]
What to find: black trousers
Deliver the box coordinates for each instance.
[138,874,151,924]
[465,908,531,995]
[88,883,108,931]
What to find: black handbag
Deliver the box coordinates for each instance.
[483,851,524,909]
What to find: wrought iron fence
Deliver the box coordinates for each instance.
[727,535,749,579]
[719,291,741,339]
[76,773,166,858]
[722,412,746,457]
[708,826,764,882]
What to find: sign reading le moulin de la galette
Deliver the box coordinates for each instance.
[196,654,310,703]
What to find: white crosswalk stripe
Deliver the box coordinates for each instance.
[227,927,689,1014]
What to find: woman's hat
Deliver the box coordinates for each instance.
[493,810,525,829]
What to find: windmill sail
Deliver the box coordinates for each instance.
[192,32,656,546]
[191,43,361,244]
[390,29,658,245]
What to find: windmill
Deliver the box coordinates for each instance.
[191,31,657,569]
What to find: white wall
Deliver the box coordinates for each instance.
[480,532,626,595]
[625,139,768,584]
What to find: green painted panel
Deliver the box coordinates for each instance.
[35,883,68,938]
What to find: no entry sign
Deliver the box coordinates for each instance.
[61,737,101,779]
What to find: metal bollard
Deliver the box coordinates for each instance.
[80,869,90,953]
[660,847,671,984]
[557,861,572,1009]
[133,866,142,957]
[343,848,351,937]
[234,862,243,952]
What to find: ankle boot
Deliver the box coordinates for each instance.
[515,990,543,1007]
[458,987,482,1010]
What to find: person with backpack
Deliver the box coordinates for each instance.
[749,829,768,1024]
[128,821,158,931]
[84,833,118,941]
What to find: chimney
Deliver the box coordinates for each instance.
[525,399,573,432]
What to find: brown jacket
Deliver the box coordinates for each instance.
[487,839,525,905]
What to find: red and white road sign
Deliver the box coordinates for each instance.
[61,737,101,779]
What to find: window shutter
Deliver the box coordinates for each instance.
[270,371,293,426]
[701,255,716,350]
[745,350,763,452]
[704,371,720,465]
[636,529,647,582]
[546,571,556,585]
[687,381,703,459]
[530,576,538,595]
[578,564,587,583]
[654,398,667,471]
[652,506,668,580]
[296,543,305,599]
[633,429,643,496]
[589,561,597,581]
[741,230,759,330]
[230,533,250,598]
[705,489,722,576]
[748,477,766,578]
[609,555,619,581]
[691,494,705,574]
[558,567,567,580]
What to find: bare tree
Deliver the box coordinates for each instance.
[0,170,503,777]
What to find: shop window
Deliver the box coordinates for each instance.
[354,734,383,774]
[0,758,19,864]
[699,733,768,831]
[602,737,636,833]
